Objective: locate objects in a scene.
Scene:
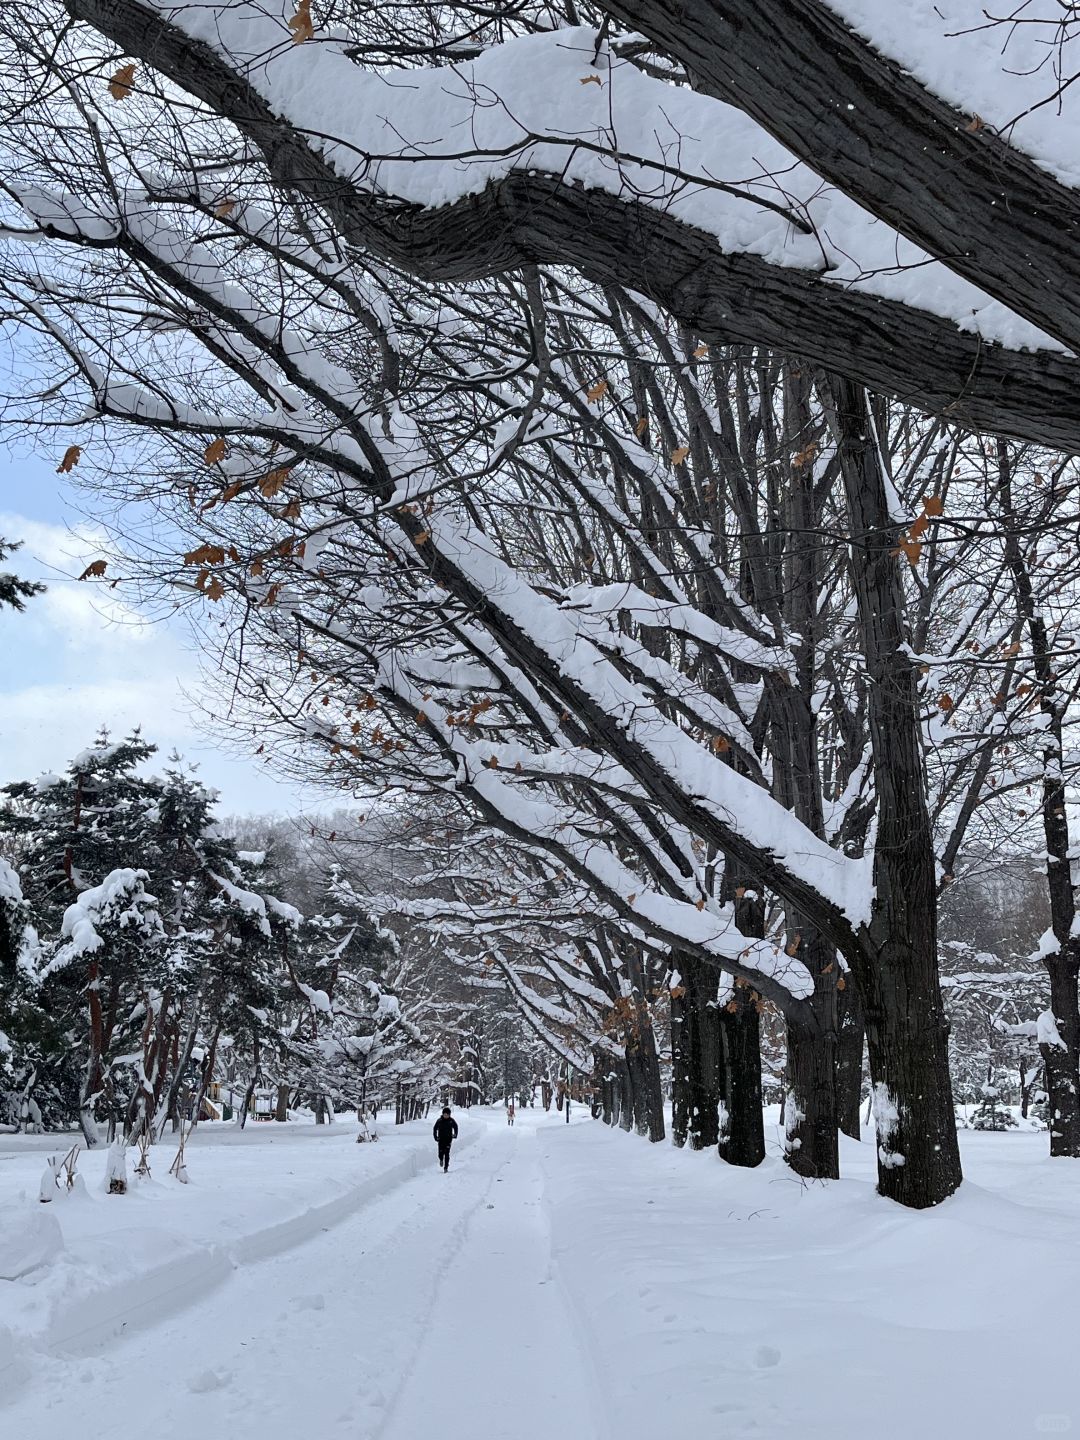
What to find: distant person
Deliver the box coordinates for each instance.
[507,1102,515,1126]
[433,1106,458,1172]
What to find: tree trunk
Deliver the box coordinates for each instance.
[996,440,1080,1157]
[784,1015,838,1179]
[275,1084,290,1122]
[830,375,962,1207]
[835,976,865,1140]
[670,956,721,1150]
[717,993,765,1167]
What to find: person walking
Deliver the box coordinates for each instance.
[433,1106,458,1172]
[507,1102,515,1126]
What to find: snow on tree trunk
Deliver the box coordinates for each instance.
[106,1140,128,1195]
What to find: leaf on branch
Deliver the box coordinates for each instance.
[586,379,608,403]
[205,576,226,602]
[734,885,746,898]
[214,199,236,219]
[671,445,690,466]
[184,543,226,566]
[909,512,929,540]
[579,74,602,86]
[414,530,431,546]
[108,63,136,101]
[487,755,499,769]
[711,734,730,753]
[249,558,264,578]
[896,536,922,566]
[693,343,708,359]
[204,438,227,465]
[695,898,706,911]
[262,583,281,607]
[634,415,648,437]
[965,114,985,133]
[56,445,81,474]
[1002,641,1021,656]
[281,498,302,521]
[669,985,686,1000]
[923,494,945,517]
[938,692,955,714]
[220,480,244,503]
[837,976,846,991]
[77,559,107,581]
[260,466,290,497]
[791,440,818,469]
[288,0,315,43]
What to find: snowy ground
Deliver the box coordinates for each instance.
[1,1108,1077,1438]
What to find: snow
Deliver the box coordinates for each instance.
[0,1116,476,1362]
[2,1110,1079,1437]
[137,5,1060,355]
[54,868,158,962]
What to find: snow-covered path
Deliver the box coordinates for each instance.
[5,1111,1080,1438]
[4,1117,598,1440]
[381,1124,602,1440]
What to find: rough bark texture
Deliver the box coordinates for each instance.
[670,956,722,1150]
[64,0,1080,452]
[599,0,1080,355]
[829,375,963,1207]
[997,444,1080,1157]
[717,994,765,1168]
[835,977,865,1141]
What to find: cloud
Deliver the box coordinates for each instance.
[0,507,309,813]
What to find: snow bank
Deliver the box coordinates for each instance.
[0,1119,476,1366]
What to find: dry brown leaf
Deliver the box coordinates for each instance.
[183,542,226,566]
[938,692,955,713]
[249,558,264,578]
[692,342,708,359]
[671,444,690,466]
[712,734,730,753]
[56,445,81,475]
[281,498,302,521]
[220,480,244,503]
[579,73,602,86]
[923,494,945,517]
[77,559,107,581]
[487,755,499,769]
[586,379,608,403]
[897,536,923,566]
[965,113,984,133]
[205,576,226,602]
[288,0,314,42]
[204,437,227,465]
[259,466,290,498]
[109,63,136,101]
[634,415,648,437]
[792,440,819,470]
[214,199,236,219]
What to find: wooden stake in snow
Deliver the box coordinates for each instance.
[106,1140,128,1195]
[60,1143,81,1191]
[169,1122,190,1184]
[134,1132,152,1179]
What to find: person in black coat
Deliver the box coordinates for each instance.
[433,1107,458,1171]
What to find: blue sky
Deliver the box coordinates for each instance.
[0,447,314,816]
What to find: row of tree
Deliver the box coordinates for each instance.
[0,0,1078,1206]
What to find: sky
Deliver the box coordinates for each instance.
[0,447,316,816]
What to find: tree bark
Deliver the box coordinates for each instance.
[599,0,1080,356]
[670,955,721,1150]
[996,442,1080,1157]
[65,0,1080,454]
[717,992,765,1168]
[828,375,963,1207]
[835,977,865,1141]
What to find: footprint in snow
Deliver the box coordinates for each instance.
[188,1369,231,1394]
